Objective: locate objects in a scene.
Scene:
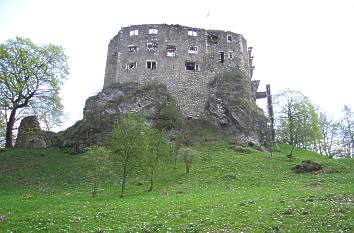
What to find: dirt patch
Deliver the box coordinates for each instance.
[305,182,320,189]
[0,214,6,222]
[316,168,337,175]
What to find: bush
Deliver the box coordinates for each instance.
[157,101,184,130]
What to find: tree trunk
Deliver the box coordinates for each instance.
[287,103,294,145]
[186,161,190,174]
[174,151,178,170]
[288,144,296,157]
[5,108,17,148]
[120,166,127,198]
[92,178,99,198]
[148,170,154,192]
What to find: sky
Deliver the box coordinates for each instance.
[1,0,354,130]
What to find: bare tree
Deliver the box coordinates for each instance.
[340,106,354,158]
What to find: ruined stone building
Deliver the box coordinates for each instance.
[103,24,256,118]
[15,24,270,152]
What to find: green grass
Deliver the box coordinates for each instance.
[0,144,353,232]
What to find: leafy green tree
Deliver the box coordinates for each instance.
[32,97,65,131]
[85,146,111,197]
[274,89,321,156]
[178,147,198,174]
[157,101,184,130]
[143,128,170,192]
[108,113,146,198]
[0,37,68,147]
[174,129,192,169]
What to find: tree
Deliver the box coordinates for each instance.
[85,146,111,198]
[0,37,69,147]
[143,128,170,192]
[32,96,65,131]
[156,101,184,130]
[317,111,340,157]
[108,114,146,198]
[174,129,192,169]
[178,147,198,174]
[274,89,321,155]
[340,105,354,157]
[0,110,5,147]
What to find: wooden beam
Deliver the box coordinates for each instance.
[256,91,267,99]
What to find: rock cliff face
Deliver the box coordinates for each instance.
[57,83,172,153]
[57,70,268,153]
[205,70,268,149]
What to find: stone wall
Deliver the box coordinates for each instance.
[15,116,46,148]
[103,24,252,118]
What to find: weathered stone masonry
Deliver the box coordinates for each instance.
[103,24,254,118]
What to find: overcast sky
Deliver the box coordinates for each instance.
[1,0,353,130]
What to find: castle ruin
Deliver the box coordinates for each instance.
[103,24,255,118]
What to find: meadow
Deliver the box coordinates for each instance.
[0,144,353,232]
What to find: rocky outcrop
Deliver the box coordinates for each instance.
[205,70,268,149]
[56,83,172,153]
[293,160,322,173]
[15,116,54,148]
[55,70,269,153]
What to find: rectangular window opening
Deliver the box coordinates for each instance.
[228,51,233,59]
[128,45,138,52]
[220,52,224,63]
[147,42,158,52]
[187,30,198,36]
[207,34,219,44]
[227,35,232,42]
[146,61,157,70]
[166,45,176,57]
[129,29,139,36]
[185,62,199,71]
[148,29,158,34]
[126,62,137,70]
[188,45,198,54]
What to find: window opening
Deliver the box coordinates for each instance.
[188,45,198,54]
[207,34,219,44]
[166,45,177,57]
[148,29,158,34]
[146,60,157,70]
[228,51,233,59]
[129,29,139,36]
[147,42,158,52]
[185,62,199,71]
[227,35,232,42]
[220,52,224,63]
[126,62,137,70]
[187,30,197,36]
[128,45,138,52]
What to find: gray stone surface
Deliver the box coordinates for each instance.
[56,83,172,153]
[104,24,252,119]
[205,70,268,149]
[53,24,269,152]
[293,160,322,173]
[15,116,46,148]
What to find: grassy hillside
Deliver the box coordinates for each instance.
[0,144,353,232]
